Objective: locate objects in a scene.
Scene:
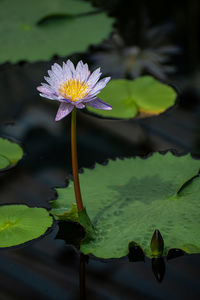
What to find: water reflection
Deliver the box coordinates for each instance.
[79,253,88,300]
[151,257,165,283]
[128,243,145,262]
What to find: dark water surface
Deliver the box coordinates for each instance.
[1,239,200,300]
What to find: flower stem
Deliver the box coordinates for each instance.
[71,107,84,212]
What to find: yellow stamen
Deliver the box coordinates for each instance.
[59,79,88,102]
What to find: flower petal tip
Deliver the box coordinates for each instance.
[87,98,112,111]
[55,103,74,121]
[36,86,42,92]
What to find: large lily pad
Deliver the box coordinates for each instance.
[87,76,177,119]
[51,152,200,259]
[0,0,113,63]
[0,205,53,247]
[0,137,23,170]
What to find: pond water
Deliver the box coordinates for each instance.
[1,240,200,300]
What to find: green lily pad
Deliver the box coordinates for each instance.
[0,155,10,170]
[51,152,200,259]
[87,76,177,119]
[0,0,113,63]
[0,137,23,170]
[0,205,53,247]
[51,189,95,241]
[52,201,79,223]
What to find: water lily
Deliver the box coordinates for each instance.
[37,60,112,121]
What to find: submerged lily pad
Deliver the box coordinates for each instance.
[0,137,23,170]
[51,152,200,259]
[0,0,113,63]
[0,205,53,247]
[87,76,177,119]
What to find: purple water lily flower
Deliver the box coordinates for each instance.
[37,60,112,121]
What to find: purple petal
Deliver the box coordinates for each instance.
[74,61,90,82]
[37,85,54,96]
[57,97,72,103]
[44,76,57,88]
[41,82,55,90]
[76,60,84,72]
[86,98,112,110]
[66,59,76,78]
[37,85,59,100]
[39,93,59,100]
[87,68,102,88]
[55,102,74,121]
[75,103,85,109]
[44,75,54,85]
[51,63,64,79]
[82,95,96,103]
[75,61,83,81]
[87,77,111,98]
[93,77,111,92]
[48,70,61,83]
[63,98,83,105]
[75,60,89,82]
[81,63,90,82]
[62,62,71,80]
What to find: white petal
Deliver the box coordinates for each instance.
[41,82,54,89]
[82,63,90,82]
[87,68,102,88]
[66,59,76,78]
[75,60,84,81]
[55,102,74,121]
[52,63,63,79]
[62,62,72,81]
[48,70,61,83]
[75,103,85,109]
[86,98,112,110]
[40,83,55,93]
[39,93,58,101]
[37,85,53,95]
[44,76,61,94]
[87,77,111,97]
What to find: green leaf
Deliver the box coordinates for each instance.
[78,207,96,242]
[0,137,23,169]
[87,76,177,119]
[50,183,77,219]
[129,76,177,113]
[52,153,200,259]
[88,79,138,119]
[0,0,113,63]
[52,202,79,223]
[0,155,10,170]
[0,205,53,247]
[51,189,95,238]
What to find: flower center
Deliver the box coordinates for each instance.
[59,79,89,102]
